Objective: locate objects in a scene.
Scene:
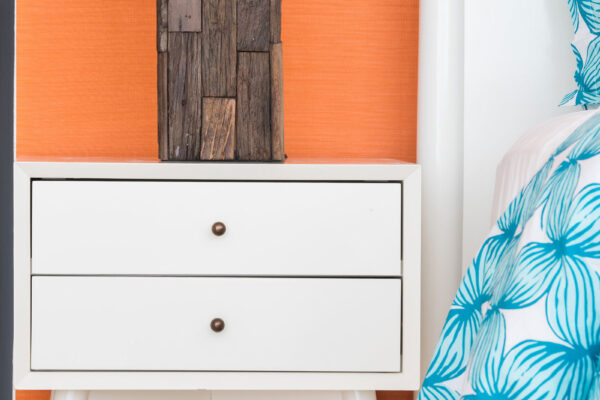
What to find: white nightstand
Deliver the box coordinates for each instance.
[14,162,420,398]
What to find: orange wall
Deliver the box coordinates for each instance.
[16,0,418,398]
[281,1,418,161]
[16,1,157,160]
[15,391,52,400]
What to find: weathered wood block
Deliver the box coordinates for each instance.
[158,0,283,161]
[237,52,271,160]
[158,52,169,159]
[201,98,235,160]
[202,0,237,97]
[169,0,203,32]
[157,0,168,52]
[168,33,202,160]
[270,0,281,44]
[237,0,270,52]
[270,43,284,161]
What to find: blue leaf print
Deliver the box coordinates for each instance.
[457,234,509,307]
[567,36,600,105]
[503,188,600,312]
[454,255,490,310]
[517,159,554,230]
[420,233,513,397]
[546,256,600,350]
[561,89,579,106]
[540,158,580,239]
[561,44,586,107]
[565,184,600,257]
[574,0,600,35]
[496,191,523,239]
[569,122,600,160]
[591,363,600,399]
[419,115,600,399]
[497,341,595,400]
[552,113,600,157]
[569,0,581,33]
[469,309,505,396]
[423,306,482,386]
[489,237,521,308]
[503,242,560,308]
[418,384,460,400]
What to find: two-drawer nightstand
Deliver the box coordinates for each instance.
[14,162,420,393]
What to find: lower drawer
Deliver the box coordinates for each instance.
[31,277,401,372]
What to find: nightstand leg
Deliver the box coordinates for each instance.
[341,391,376,400]
[50,391,90,400]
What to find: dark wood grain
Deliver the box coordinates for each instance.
[202,0,236,97]
[270,0,281,44]
[168,0,202,32]
[201,98,235,160]
[157,0,168,52]
[237,0,270,51]
[270,43,284,160]
[157,52,169,160]
[237,52,271,160]
[168,32,202,160]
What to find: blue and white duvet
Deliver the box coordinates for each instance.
[419,114,600,399]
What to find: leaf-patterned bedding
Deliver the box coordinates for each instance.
[418,114,600,399]
[562,0,600,106]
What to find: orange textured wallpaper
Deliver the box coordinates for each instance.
[16,0,418,398]
[15,391,52,400]
[283,1,418,161]
[16,1,157,160]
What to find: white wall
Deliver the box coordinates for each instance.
[462,0,575,269]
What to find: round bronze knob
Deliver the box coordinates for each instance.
[212,222,226,236]
[210,318,225,333]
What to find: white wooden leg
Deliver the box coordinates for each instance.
[87,391,209,400]
[213,391,346,400]
[50,391,89,400]
[341,391,376,400]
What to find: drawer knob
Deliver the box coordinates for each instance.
[211,318,225,333]
[212,222,226,236]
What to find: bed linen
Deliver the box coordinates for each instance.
[419,113,600,399]
[492,109,600,224]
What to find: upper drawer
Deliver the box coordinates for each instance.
[32,180,401,276]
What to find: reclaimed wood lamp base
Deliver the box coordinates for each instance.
[157,0,284,161]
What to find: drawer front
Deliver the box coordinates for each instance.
[32,181,401,276]
[31,277,401,372]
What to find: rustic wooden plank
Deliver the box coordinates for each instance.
[157,0,168,52]
[201,98,235,160]
[202,0,237,97]
[168,0,202,32]
[168,32,202,160]
[237,52,271,160]
[237,0,270,51]
[157,52,169,160]
[270,0,281,44]
[270,43,284,160]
